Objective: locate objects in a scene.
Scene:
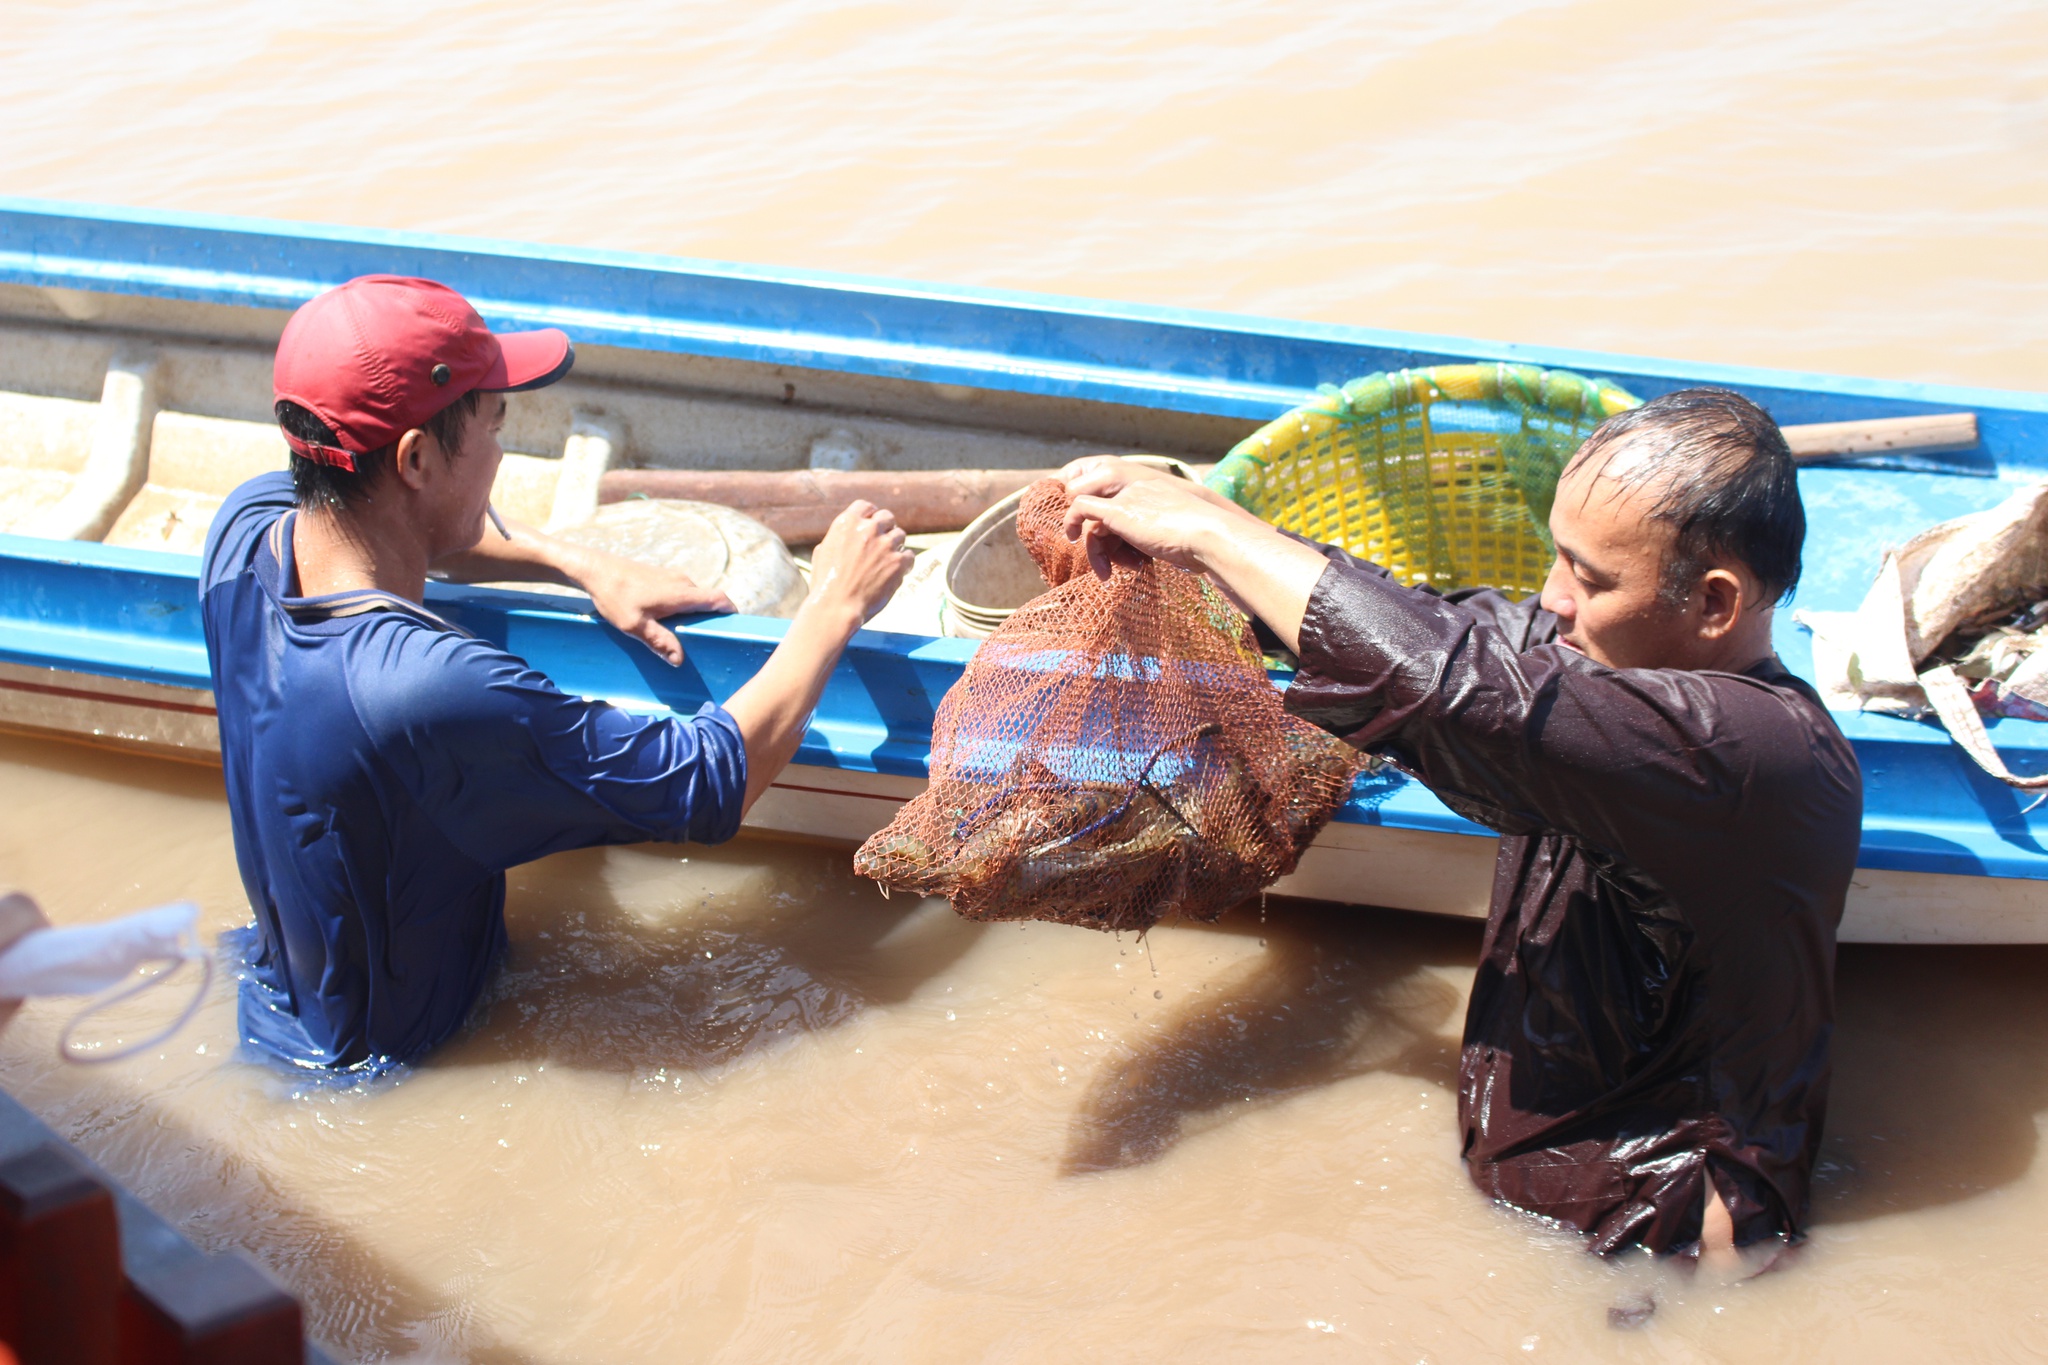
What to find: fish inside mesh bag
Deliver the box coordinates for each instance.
[854,479,1364,932]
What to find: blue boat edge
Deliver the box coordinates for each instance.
[5,529,2048,888]
[1,200,2046,893]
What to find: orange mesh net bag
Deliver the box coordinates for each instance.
[853,479,1364,932]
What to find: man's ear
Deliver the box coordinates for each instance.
[1697,566,1745,639]
[393,429,430,491]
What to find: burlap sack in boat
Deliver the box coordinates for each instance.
[1797,480,2048,787]
[853,479,1363,932]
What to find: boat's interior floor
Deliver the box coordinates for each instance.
[0,388,92,535]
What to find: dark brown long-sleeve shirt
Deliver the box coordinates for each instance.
[1278,546,1861,1254]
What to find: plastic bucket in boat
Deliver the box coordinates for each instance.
[940,457,1195,639]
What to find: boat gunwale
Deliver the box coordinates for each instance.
[2,201,2047,899]
[3,197,2045,443]
[6,530,2048,888]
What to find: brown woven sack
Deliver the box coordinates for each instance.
[854,479,1363,932]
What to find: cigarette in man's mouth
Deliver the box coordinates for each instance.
[487,504,511,540]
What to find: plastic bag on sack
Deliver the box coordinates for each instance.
[1797,479,2048,787]
[854,479,1364,932]
[0,894,214,1063]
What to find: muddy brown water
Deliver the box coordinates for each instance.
[4,1,2048,1360]
[6,731,2048,1361]
[5,2,2045,390]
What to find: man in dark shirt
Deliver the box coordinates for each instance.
[1059,389,1861,1262]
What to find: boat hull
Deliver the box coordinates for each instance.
[4,653,2041,945]
[3,199,2048,943]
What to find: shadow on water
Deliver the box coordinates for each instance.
[28,711,2039,1236]
[1061,899,1480,1175]
[1057,899,2048,1233]
[1815,941,2048,1226]
[429,836,986,1076]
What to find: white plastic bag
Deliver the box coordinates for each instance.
[1799,481,2048,788]
[0,896,213,1063]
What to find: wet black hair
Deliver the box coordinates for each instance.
[278,390,482,514]
[1566,387,1804,606]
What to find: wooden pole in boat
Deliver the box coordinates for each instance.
[592,415,1981,539]
[1783,412,1979,464]
[598,467,1057,542]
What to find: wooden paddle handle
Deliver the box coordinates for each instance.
[599,467,1056,543]
[1781,412,1978,463]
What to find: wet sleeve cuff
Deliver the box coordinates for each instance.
[1247,530,1394,653]
[1281,562,1411,737]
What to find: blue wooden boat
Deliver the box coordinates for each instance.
[2,198,2045,944]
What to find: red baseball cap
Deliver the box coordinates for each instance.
[273,275,573,470]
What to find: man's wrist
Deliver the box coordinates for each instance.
[1186,512,1244,577]
[796,590,866,644]
[542,535,598,590]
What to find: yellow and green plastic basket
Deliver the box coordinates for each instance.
[1205,363,1640,597]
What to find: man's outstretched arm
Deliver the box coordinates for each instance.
[720,500,912,813]
[406,499,914,872]
[1057,456,1782,851]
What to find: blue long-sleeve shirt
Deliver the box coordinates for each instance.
[200,473,747,1069]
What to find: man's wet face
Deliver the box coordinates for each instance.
[1538,447,1698,671]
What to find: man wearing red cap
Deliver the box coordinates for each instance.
[201,276,911,1069]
